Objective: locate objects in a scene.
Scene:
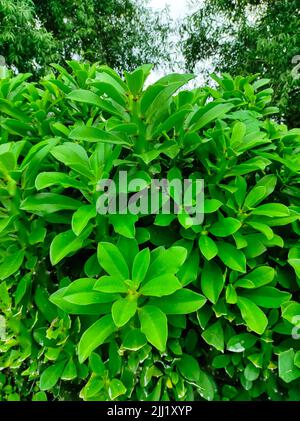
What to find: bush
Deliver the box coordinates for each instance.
[0,62,300,401]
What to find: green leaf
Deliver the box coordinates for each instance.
[144,75,194,122]
[190,103,234,132]
[35,172,87,191]
[282,302,300,325]
[50,230,84,265]
[67,89,122,116]
[234,266,275,288]
[61,278,117,306]
[0,250,24,280]
[108,379,127,400]
[244,236,267,257]
[89,76,126,106]
[69,126,130,146]
[243,186,266,209]
[204,199,222,213]
[112,297,137,327]
[177,354,214,400]
[177,249,199,286]
[197,371,215,401]
[20,193,82,215]
[132,248,150,286]
[97,242,129,280]
[227,333,257,352]
[201,320,224,351]
[151,289,206,314]
[210,217,241,237]
[32,392,47,402]
[217,241,246,273]
[225,284,238,304]
[109,214,138,239]
[140,274,181,297]
[201,261,224,304]
[255,175,277,199]
[225,157,271,177]
[288,247,300,278]
[40,361,66,391]
[122,329,147,351]
[239,286,291,308]
[51,142,92,178]
[34,285,58,322]
[89,353,105,376]
[67,89,103,106]
[237,296,268,335]
[199,236,218,260]
[72,205,97,236]
[244,363,260,382]
[246,221,274,240]
[124,68,145,96]
[94,276,128,294]
[279,349,300,383]
[231,121,246,146]
[177,354,200,382]
[50,288,108,315]
[146,246,187,280]
[94,275,128,294]
[78,315,116,363]
[61,358,77,381]
[84,253,101,277]
[251,203,290,217]
[139,305,167,352]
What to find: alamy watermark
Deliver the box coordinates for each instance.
[291,55,300,80]
[96,171,205,225]
[0,315,6,340]
[292,315,300,340]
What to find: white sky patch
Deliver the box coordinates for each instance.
[146,0,210,87]
[148,0,189,19]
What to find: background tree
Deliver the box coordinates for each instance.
[181,0,300,127]
[0,0,57,74]
[0,0,171,77]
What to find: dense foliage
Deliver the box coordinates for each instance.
[181,0,300,128]
[0,62,300,401]
[0,0,170,76]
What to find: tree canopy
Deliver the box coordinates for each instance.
[0,0,170,76]
[181,0,300,127]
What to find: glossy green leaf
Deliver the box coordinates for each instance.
[210,217,241,237]
[140,274,181,297]
[40,361,66,391]
[151,289,206,314]
[201,320,224,351]
[251,203,290,217]
[50,230,84,265]
[217,241,246,273]
[112,297,137,327]
[239,286,291,308]
[201,261,224,304]
[132,248,150,286]
[139,305,167,352]
[0,250,24,280]
[72,205,97,236]
[199,236,218,260]
[234,266,275,288]
[237,296,268,335]
[78,315,116,363]
[97,242,129,280]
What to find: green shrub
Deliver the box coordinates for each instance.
[0,62,300,401]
